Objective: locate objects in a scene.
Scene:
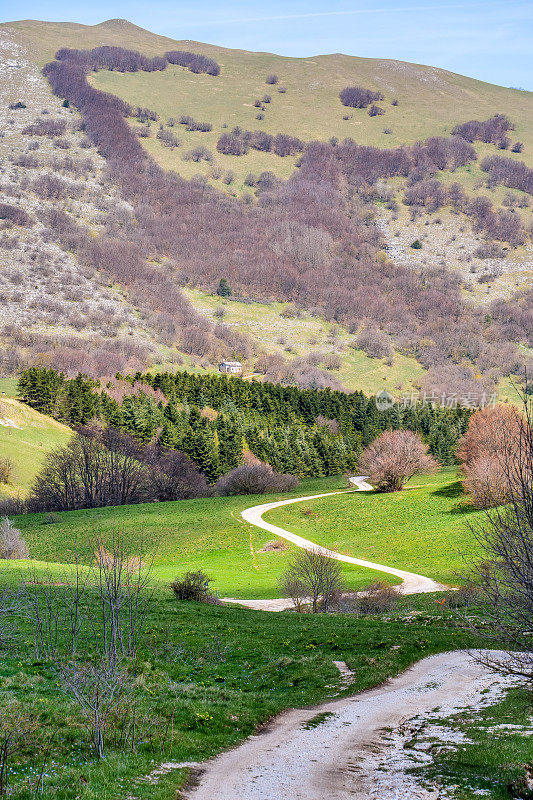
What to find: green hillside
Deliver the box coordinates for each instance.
[0,379,72,498]
[14,468,477,597]
[5,19,532,193]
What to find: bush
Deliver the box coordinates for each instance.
[170,570,214,602]
[358,429,438,492]
[0,517,29,559]
[356,326,393,359]
[0,459,13,485]
[357,581,398,614]
[266,74,279,84]
[410,239,422,249]
[215,463,298,496]
[0,496,26,516]
[339,85,384,108]
[0,204,32,227]
[281,548,344,612]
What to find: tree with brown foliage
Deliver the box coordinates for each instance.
[358,429,438,492]
[464,393,533,683]
[457,404,523,508]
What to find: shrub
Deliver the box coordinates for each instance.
[22,118,66,137]
[410,239,422,249]
[157,129,180,148]
[368,104,385,117]
[215,463,298,496]
[164,50,220,76]
[170,570,214,602]
[265,74,279,84]
[358,429,438,492]
[0,459,13,484]
[356,326,393,359]
[0,517,29,559]
[216,133,249,156]
[339,85,384,108]
[452,114,513,144]
[357,581,398,614]
[281,548,344,612]
[0,496,26,516]
[0,204,32,227]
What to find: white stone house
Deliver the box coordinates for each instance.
[219,360,242,374]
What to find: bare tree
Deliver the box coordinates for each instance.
[0,702,39,795]
[282,548,344,612]
[358,429,438,492]
[93,530,155,665]
[465,391,533,684]
[0,518,29,559]
[279,573,306,612]
[59,658,133,760]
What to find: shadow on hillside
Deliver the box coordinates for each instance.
[432,480,463,499]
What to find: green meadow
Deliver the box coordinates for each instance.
[265,467,483,586]
[15,468,478,598]
[0,378,73,498]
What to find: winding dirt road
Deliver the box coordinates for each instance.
[186,650,518,800]
[223,477,445,610]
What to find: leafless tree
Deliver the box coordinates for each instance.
[282,548,344,612]
[92,530,156,666]
[0,701,39,795]
[465,390,533,684]
[59,658,134,759]
[0,518,29,559]
[279,573,306,612]
[358,429,438,492]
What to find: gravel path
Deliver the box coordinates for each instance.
[185,650,520,800]
[223,477,445,610]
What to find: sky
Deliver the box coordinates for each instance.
[2,0,532,89]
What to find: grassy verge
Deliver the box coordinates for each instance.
[265,468,482,586]
[410,687,533,799]
[0,583,482,800]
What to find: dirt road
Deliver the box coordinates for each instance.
[223,477,445,610]
[185,650,518,800]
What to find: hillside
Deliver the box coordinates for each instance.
[14,467,479,597]
[0,18,532,400]
[0,378,72,497]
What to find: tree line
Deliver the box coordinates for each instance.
[18,368,470,481]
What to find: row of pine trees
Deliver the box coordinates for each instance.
[18,368,470,480]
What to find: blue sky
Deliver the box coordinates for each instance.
[3,1,532,89]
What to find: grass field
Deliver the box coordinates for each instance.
[265,467,483,587]
[14,468,479,597]
[0,581,483,800]
[0,378,72,498]
[14,475,400,598]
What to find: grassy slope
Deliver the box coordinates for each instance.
[266,467,483,586]
[15,468,476,597]
[15,476,400,598]
[0,586,480,800]
[0,378,72,497]
[5,19,532,191]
